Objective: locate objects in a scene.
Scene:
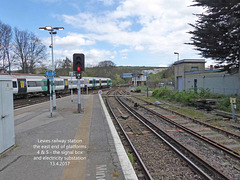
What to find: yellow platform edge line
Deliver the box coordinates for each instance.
[62,95,93,180]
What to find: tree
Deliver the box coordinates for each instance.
[98,60,116,67]
[188,0,240,70]
[0,21,14,73]
[28,33,46,73]
[112,74,125,86]
[56,57,72,75]
[13,28,46,73]
[62,57,72,69]
[0,21,3,68]
[13,28,29,73]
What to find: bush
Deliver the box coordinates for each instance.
[218,97,231,112]
[152,87,174,100]
[152,87,240,113]
[174,91,198,106]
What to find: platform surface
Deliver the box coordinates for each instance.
[0,95,137,180]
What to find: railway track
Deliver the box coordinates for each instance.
[13,88,112,109]
[111,89,240,179]
[128,93,240,155]
[105,89,232,179]
[14,95,50,109]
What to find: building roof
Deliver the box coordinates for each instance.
[173,59,206,65]
[122,73,133,78]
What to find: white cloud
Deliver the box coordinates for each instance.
[42,33,95,48]
[119,49,129,53]
[61,0,202,47]
[55,33,95,47]
[135,45,144,51]
[52,48,115,67]
[58,0,204,65]
[119,48,130,59]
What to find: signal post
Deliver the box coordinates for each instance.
[73,53,85,113]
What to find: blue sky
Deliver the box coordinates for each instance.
[0,0,210,67]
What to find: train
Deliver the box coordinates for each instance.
[0,74,111,98]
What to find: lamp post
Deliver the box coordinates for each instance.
[174,52,179,61]
[39,26,64,110]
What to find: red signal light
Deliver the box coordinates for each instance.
[77,67,81,71]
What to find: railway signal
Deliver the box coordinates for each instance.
[73,53,85,113]
[73,53,85,72]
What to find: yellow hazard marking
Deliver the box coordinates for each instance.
[62,95,93,180]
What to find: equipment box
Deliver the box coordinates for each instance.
[0,75,15,154]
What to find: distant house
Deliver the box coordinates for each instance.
[122,73,133,79]
[131,72,148,86]
[122,73,133,84]
[122,72,149,86]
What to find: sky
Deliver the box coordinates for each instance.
[0,0,212,68]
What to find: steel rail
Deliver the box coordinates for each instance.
[106,96,153,180]
[116,96,229,180]
[138,103,240,159]
[129,96,240,159]
[133,95,240,140]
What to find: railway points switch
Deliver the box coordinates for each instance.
[0,75,15,154]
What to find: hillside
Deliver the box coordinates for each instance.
[83,66,164,79]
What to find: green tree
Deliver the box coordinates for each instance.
[188,0,240,70]
[112,74,125,86]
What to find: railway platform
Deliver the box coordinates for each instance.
[0,94,137,180]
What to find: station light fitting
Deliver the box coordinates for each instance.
[174,52,180,61]
[39,26,64,31]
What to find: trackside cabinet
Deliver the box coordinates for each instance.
[0,76,15,154]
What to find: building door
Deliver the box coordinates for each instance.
[177,76,183,92]
[194,79,197,92]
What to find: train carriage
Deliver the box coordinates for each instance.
[54,78,65,91]
[1,74,111,98]
[12,75,47,97]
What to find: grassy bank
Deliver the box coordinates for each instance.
[152,87,240,113]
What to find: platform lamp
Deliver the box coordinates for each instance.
[174,52,179,61]
[39,26,64,110]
